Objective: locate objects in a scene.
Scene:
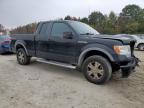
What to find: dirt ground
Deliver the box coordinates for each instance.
[0,51,144,108]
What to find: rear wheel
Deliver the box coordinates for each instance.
[82,55,112,85]
[138,44,144,51]
[16,48,31,65]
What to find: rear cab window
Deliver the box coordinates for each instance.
[39,22,51,40]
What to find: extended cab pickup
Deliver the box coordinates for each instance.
[11,20,138,84]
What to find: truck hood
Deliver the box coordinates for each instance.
[92,35,136,45]
[80,34,136,55]
[91,35,136,55]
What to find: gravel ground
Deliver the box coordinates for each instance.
[0,51,144,108]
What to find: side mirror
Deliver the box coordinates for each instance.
[63,32,73,39]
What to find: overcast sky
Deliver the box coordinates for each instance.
[0,0,144,28]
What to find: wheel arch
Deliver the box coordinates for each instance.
[78,48,115,66]
[15,41,29,55]
[137,43,144,47]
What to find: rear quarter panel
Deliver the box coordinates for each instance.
[11,34,35,56]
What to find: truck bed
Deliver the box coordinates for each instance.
[11,34,35,40]
[11,34,36,56]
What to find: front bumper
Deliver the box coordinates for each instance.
[120,56,138,77]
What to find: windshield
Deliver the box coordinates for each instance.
[69,21,99,35]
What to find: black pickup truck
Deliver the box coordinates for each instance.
[11,20,138,84]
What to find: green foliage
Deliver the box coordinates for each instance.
[108,11,117,27]
[88,11,106,33]
[126,22,139,33]
[88,11,106,25]
[138,21,144,33]
[64,15,80,21]
[0,24,7,35]
[0,24,5,32]
[64,15,72,20]
[80,17,89,24]
[116,16,131,33]
[9,4,144,35]
[138,9,144,22]
[102,12,117,34]
[121,4,142,21]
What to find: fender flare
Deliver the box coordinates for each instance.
[137,43,144,46]
[78,48,115,66]
[14,41,29,55]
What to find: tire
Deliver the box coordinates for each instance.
[138,44,144,51]
[82,55,112,85]
[16,48,31,65]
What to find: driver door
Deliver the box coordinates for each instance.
[48,22,77,64]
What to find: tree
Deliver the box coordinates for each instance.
[88,11,106,33]
[121,4,142,21]
[80,17,89,24]
[64,16,79,21]
[138,9,144,22]
[64,15,72,20]
[10,23,37,34]
[0,24,4,32]
[0,24,7,35]
[138,21,144,33]
[89,11,105,25]
[126,22,139,33]
[103,12,117,34]
[10,4,144,35]
[108,11,117,27]
[118,4,144,34]
[116,15,131,33]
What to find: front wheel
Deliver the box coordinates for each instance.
[16,48,31,65]
[138,44,144,51]
[82,55,112,85]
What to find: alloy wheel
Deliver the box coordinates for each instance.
[18,51,25,63]
[87,61,104,80]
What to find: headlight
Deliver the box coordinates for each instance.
[113,45,131,57]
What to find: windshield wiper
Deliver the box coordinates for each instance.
[80,33,94,35]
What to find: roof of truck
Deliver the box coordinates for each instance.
[39,20,79,24]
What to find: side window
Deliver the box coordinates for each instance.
[51,23,72,38]
[39,23,50,40]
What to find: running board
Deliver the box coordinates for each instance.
[37,58,76,69]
